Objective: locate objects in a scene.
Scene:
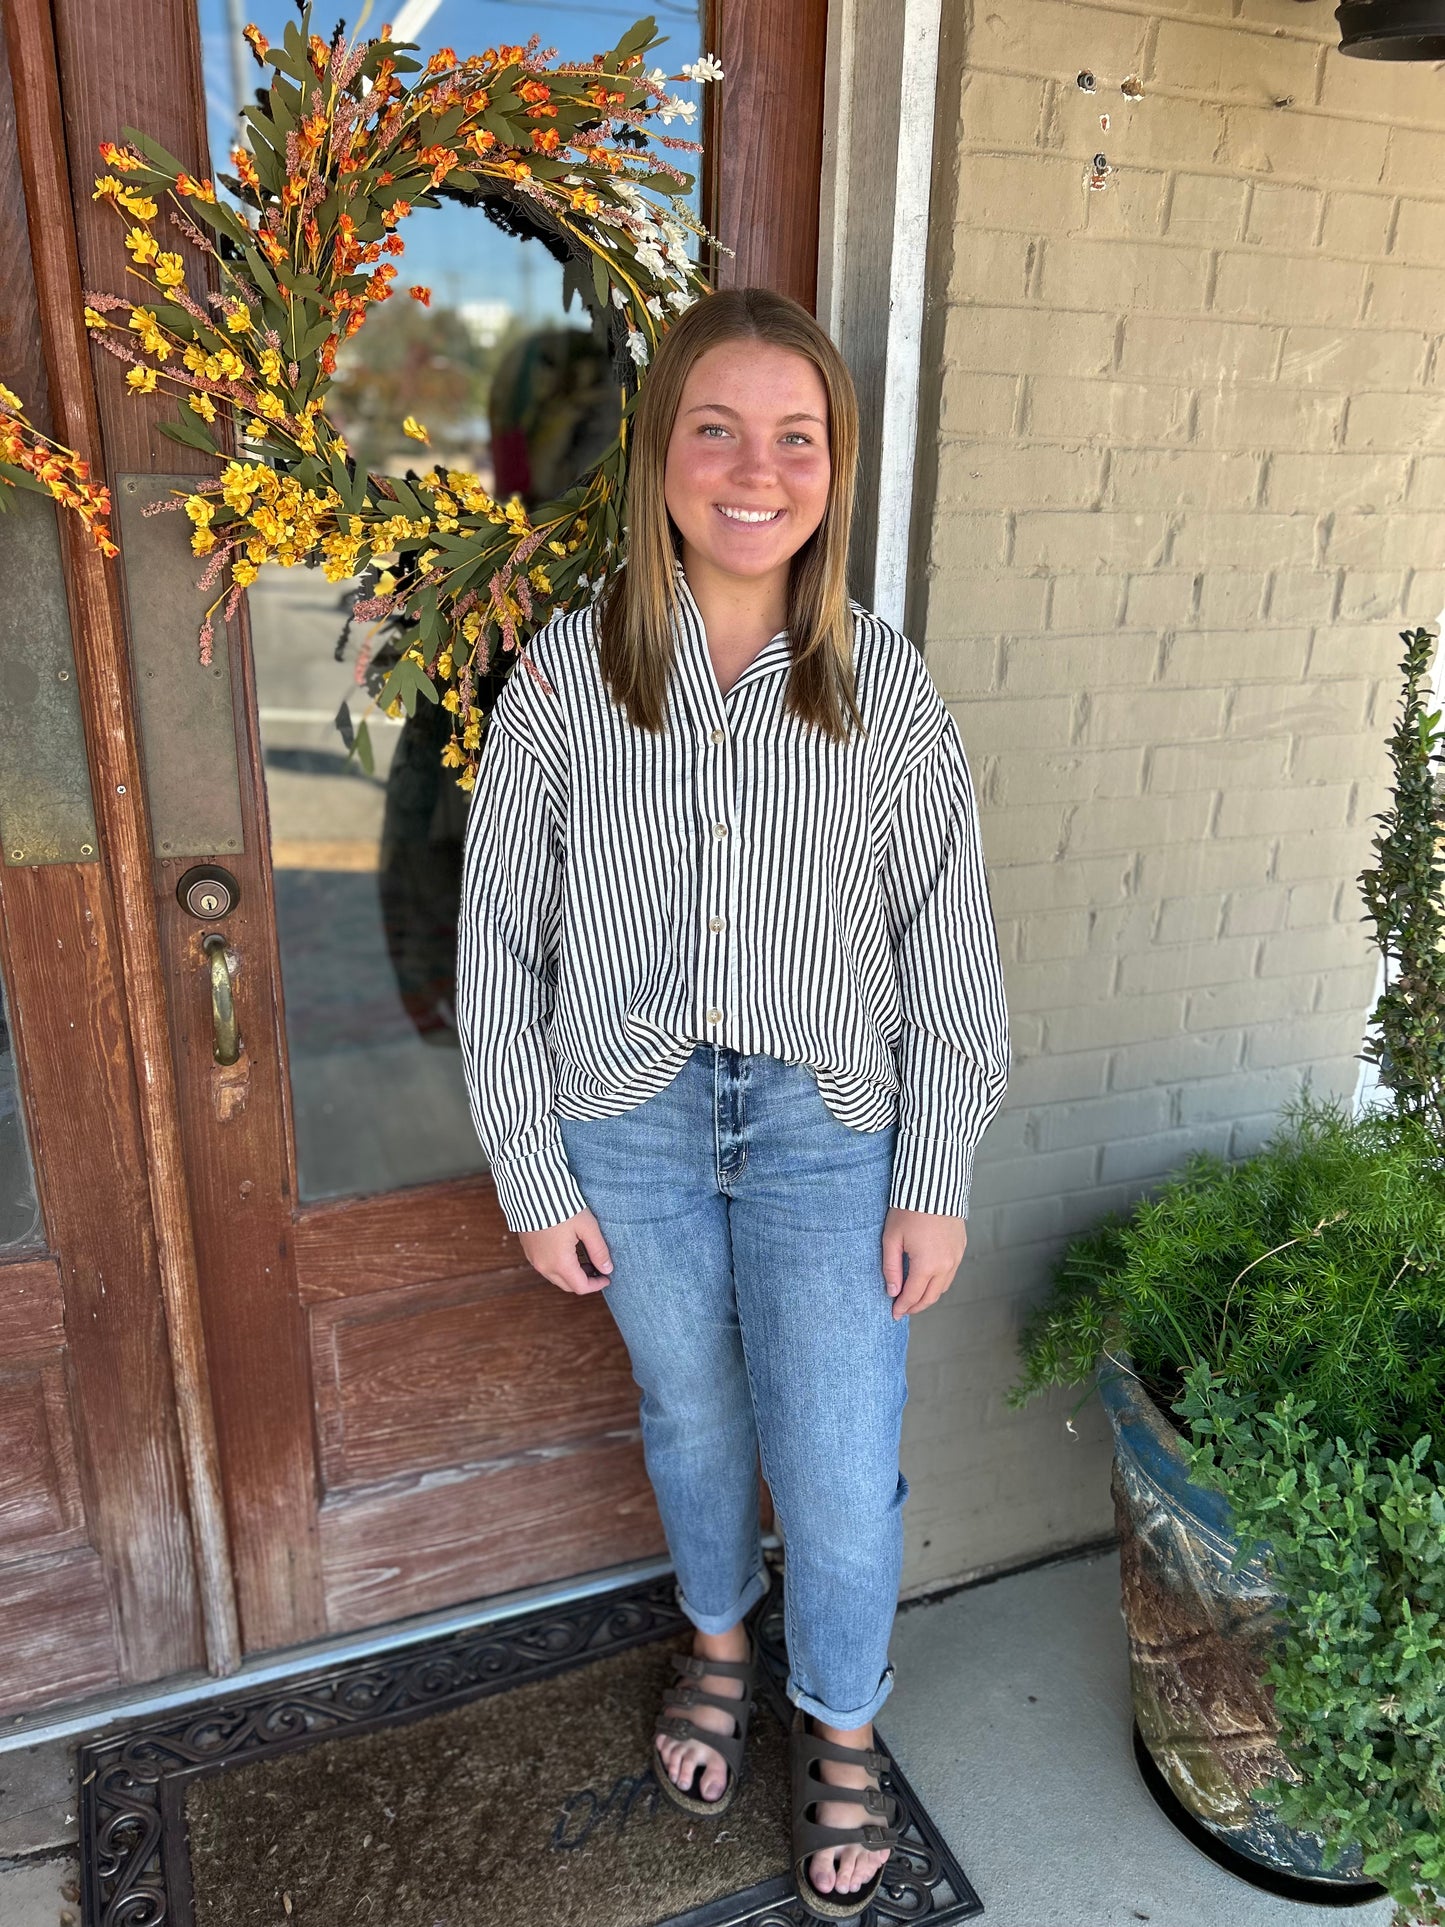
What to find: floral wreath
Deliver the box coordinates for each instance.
[0,6,724,788]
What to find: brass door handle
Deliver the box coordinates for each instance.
[202,934,240,1065]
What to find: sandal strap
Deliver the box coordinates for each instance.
[654,1713,746,1777]
[794,1811,899,1857]
[664,1683,753,1720]
[670,1651,755,1684]
[793,1727,887,1775]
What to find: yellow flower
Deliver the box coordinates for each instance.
[418,547,440,570]
[124,226,159,263]
[153,252,186,288]
[462,721,481,750]
[257,348,284,383]
[386,697,404,719]
[440,739,465,768]
[128,306,169,358]
[83,306,108,330]
[190,526,217,554]
[441,687,461,713]
[435,651,454,679]
[232,558,259,587]
[92,175,124,201]
[528,565,551,594]
[252,390,287,422]
[189,393,218,424]
[547,539,567,556]
[225,306,253,334]
[402,416,429,443]
[184,496,214,524]
[374,570,397,596]
[125,366,158,394]
[182,343,207,373]
[457,769,475,792]
[0,382,21,411]
[117,189,158,219]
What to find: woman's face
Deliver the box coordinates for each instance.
[663,339,832,588]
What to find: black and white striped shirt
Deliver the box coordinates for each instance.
[456,567,1010,1236]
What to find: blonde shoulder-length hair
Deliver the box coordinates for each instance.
[595,285,865,744]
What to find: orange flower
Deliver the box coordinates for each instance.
[242,22,268,62]
[531,127,560,154]
[308,33,329,70]
[409,285,432,306]
[97,141,143,172]
[519,80,551,105]
[231,148,260,194]
[175,173,216,201]
[425,48,456,73]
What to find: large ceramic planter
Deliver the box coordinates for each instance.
[1099,1361,1373,1889]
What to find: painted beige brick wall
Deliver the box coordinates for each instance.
[896,0,1445,1598]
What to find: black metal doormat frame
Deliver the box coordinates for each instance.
[79,1564,983,1927]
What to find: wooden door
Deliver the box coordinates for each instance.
[0,0,827,1691]
[0,7,217,1714]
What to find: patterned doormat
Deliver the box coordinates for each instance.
[79,1566,982,1927]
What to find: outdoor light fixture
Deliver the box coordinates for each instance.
[1336,0,1445,58]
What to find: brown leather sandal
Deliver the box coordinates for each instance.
[652,1633,758,1817]
[790,1709,902,1920]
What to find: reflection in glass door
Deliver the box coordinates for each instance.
[0,963,42,1253]
[197,0,705,1199]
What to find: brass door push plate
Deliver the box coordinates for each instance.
[114,473,245,863]
[0,491,101,866]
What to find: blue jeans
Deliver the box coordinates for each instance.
[557,1042,910,1729]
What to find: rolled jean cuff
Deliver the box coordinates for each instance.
[789,1661,895,1731]
[675,1563,770,1636]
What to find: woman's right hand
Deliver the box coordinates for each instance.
[520,1209,614,1295]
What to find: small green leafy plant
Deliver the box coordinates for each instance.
[1012,628,1445,1924]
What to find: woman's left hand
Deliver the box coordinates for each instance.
[881,1207,967,1320]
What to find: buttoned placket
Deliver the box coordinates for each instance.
[671,568,792,1047]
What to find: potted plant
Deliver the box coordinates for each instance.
[1010,626,1445,1927]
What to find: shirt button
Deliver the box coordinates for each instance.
[710,727,725,744]
[709,916,725,932]
[706,1007,722,1023]
[713,822,728,838]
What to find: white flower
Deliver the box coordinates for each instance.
[626,330,649,366]
[612,180,642,204]
[681,55,724,82]
[646,294,665,319]
[667,289,696,312]
[644,66,669,90]
[611,285,629,310]
[656,95,697,126]
[635,242,668,279]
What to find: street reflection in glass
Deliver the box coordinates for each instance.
[0,965,42,1253]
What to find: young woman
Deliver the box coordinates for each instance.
[457,286,1010,1920]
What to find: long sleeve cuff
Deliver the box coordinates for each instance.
[888,1126,978,1221]
[486,1116,590,1235]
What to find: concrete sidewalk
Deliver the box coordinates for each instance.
[884,1547,1393,1927]
[0,1546,1396,1926]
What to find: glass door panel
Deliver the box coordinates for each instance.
[197,0,704,1200]
[0,963,42,1254]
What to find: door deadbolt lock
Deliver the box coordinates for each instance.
[177,864,241,921]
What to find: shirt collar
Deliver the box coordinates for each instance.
[671,560,793,708]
